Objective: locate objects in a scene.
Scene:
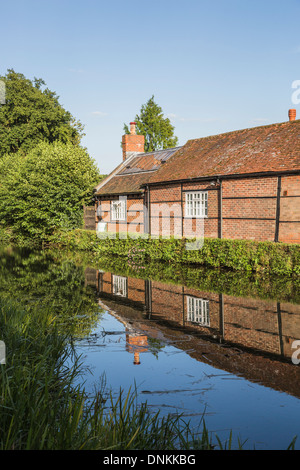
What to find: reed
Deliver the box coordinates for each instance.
[0,298,224,450]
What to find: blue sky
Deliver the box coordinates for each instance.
[1,0,300,174]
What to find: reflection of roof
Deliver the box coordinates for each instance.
[148,120,300,184]
[95,147,181,196]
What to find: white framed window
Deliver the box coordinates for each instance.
[187,296,210,326]
[185,192,208,218]
[111,198,126,221]
[112,275,127,297]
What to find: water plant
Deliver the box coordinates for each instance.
[0,297,226,450]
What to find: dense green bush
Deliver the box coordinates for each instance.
[0,142,100,243]
[49,229,300,276]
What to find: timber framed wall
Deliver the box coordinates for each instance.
[147,171,300,243]
[96,194,145,234]
[278,174,300,243]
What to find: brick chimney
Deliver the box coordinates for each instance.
[289,109,296,121]
[122,122,145,161]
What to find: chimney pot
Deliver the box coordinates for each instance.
[289,109,296,121]
[130,122,136,134]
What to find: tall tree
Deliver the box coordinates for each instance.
[0,69,84,158]
[124,95,178,152]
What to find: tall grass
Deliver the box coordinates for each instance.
[0,298,220,450]
[0,281,297,450]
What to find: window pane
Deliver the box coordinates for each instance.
[187,296,210,326]
[185,192,208,218]
[113,275,127,297]
[112,200,126,220]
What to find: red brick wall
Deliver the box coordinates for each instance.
[149,184,181,238]
[100,272,114,295]
[221,177,277,241]
[149,174,300,243]
[149,182,219,239]
[279,175,300,243]
[97,196,145,235]
[95,173,299,243]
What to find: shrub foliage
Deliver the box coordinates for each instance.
[0,142,100,242]
[49,229,300,276]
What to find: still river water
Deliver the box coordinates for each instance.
[1,247,300,449]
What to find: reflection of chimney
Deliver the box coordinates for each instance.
[122,122,145,161]
[126,330,148,365]
[289,109,296,121]
[133,351,140,365]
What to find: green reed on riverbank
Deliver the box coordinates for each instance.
[0,297,228,450]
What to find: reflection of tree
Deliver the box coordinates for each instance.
[147,337,165,359]
[0,247,103,338]
[94,255,300,305]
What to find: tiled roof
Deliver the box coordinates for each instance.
[148,120,300,184]
[95,172,154,195]
[95,147,181,195]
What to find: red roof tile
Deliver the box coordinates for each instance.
[148,120,300,184]
[95,172,153,195]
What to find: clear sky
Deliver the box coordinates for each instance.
[1,0,300,174]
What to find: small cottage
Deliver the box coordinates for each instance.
[94,111,300,243]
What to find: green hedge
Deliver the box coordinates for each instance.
[48,229,300,276]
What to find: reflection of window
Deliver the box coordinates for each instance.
[111,199,126,221]
[112,275,127,297]
[187,296,209,326]
[185,192,208,218]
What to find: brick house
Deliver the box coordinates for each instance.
[94,110,300,243]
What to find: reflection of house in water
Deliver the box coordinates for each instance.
[86,268,300,398]
[95,271,149,365]
[96,270,300,360]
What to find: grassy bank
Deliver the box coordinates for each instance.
[0,296,226,450]
[49,229,300,276]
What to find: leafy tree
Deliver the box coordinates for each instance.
[0,69,84,158]
[123,95,178,152]
[0,141,100,243]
